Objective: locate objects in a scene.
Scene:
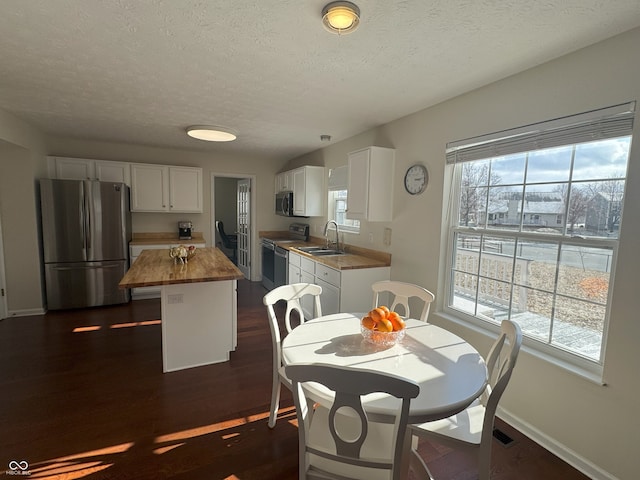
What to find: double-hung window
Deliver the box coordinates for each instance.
[328,166,360,233]
[444,102,635,378]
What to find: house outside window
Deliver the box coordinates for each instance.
[444,103,634,378]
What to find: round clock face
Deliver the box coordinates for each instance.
[404,164,428,195]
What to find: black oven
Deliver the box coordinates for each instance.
[275,191,294,216]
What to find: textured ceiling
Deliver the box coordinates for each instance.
[1,1,639,161]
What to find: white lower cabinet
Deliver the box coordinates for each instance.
[316,277,340,317]
[288,251,390,317]
[288,252,302,283]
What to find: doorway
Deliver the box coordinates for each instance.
[211,173,255,281]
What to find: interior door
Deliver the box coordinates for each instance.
[236,179,250,278]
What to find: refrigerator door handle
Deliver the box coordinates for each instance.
[79,182,88,256]
[82,182,92,255]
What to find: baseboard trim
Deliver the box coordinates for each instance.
[498,407,619,480]
[7,307,46,317]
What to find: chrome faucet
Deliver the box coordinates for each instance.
[323,220,340,251]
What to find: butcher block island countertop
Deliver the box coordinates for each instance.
[119,247,243,289]
[119,247,242,373]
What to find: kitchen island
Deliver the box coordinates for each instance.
[119,247,244,373]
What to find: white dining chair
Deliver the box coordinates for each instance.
[286,363,421,480]
[263,283,323,429]
[409,320,523,480]
[371,280,435,322]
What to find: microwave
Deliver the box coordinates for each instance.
[275,191,294,216]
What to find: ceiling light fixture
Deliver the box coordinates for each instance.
[186,125,238,142]
[322,1,360,35]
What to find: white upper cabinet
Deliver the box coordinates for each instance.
[292,166,324,217]
[168,167,203,213]
[130,164,203,213]
[95,161,131,185]
[131,164,169,212]
[53,157,94,180]
[275,170,294,193]
[49,157,202,213]
[49,156,131,185]
[347,146,395,222]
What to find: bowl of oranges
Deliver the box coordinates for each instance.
[361,306,406,347]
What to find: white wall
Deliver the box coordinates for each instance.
[290,27,640,480]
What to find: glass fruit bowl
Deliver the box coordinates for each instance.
[361,324,405,347]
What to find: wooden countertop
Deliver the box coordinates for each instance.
[119,247,243,288]
[265,238,391,270]
[130,232,206,246]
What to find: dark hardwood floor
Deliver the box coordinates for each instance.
[0,280,590,480]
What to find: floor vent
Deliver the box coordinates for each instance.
[493,428,515,447]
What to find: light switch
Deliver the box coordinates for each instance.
[383,228,392,246]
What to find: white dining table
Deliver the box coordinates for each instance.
[282,312,488,424]
[281,312,488,478]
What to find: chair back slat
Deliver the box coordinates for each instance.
[371,280,435,322]
[287,363,419,480]
[262,283,323,429]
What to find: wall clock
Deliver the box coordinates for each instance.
[404,164,428,195]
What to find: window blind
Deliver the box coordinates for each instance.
[328,165,348,191]
[446,101,635,164]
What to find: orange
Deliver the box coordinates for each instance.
[388,311,405,331]
[370,307,386,323]
[361,316,377,330]
[377,318,393,332]
[379,305,390,317]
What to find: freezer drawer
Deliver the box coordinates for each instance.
[45,260,130,310]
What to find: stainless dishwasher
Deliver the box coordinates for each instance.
[274,246,288,288]
[261,239,276,290]
[261,222,309,291]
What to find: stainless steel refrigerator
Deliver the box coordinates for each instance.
[40,179,132,310]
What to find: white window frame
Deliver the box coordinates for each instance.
[442,102,635,381]
[328,166,360,234]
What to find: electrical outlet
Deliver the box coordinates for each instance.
[167,294,183,304]
[383,228,392,246]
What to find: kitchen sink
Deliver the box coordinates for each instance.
[295,246,345,256]
[308,249,345,256]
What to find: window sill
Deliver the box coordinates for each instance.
[433,309,607,386]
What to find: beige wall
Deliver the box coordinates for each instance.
[213,176,239,249]
[289,27,640,480]
[0,111,47,314]
[0,25,639,479]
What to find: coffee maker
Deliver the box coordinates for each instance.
[178,221,193,240]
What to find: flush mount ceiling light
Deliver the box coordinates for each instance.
[186,125,237,142]
[322,1,360,35]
